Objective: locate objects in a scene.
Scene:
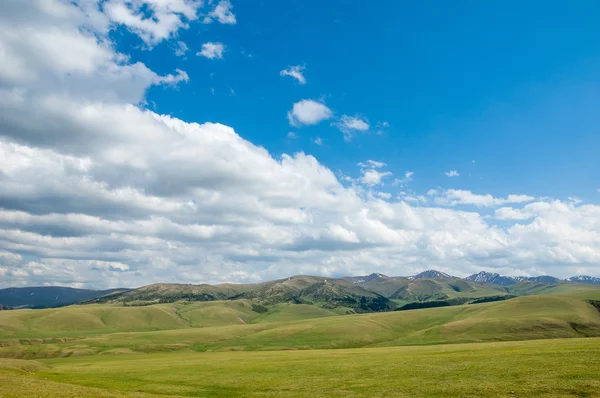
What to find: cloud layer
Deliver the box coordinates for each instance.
[0,1,599,289]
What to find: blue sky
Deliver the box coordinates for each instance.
[0,0,599,288]
[127,0,600,200]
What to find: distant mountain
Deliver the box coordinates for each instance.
[94,276,395,313]
[466,272,518,286]
[520,275,560,284]
[467,273,575,286]
[5,270,600,312]
[344,273,389,284]
[342,273,504,302]
[567,276,600,285]
[412,270,453,279]
[0,287,128,309]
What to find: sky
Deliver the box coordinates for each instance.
[0,0,599,289]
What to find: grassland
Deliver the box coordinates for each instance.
[1,294,599,360]
[1,288,600,396]
[1,338,599,397]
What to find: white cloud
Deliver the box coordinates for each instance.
[313,137,323,145]
[155,69,189,85]
[357,161,393,186]
[360,170,392,186]
[358,160,386,169]
[335,115,369,142]
[434,189,535,207]
[287,99,333,126]
[197,42,225,59]
[103,0,203,46]
[204,0,236,24]
[280,65,306,84]
[287,132,297,139]
[174,41,188,57]
[393,171,414,186]
[1,0,599,289]
[445,170,460,177]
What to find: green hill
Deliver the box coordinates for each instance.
[1,294,599,360]
[96,276,394,313]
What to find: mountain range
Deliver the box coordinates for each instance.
[1,270,598,310]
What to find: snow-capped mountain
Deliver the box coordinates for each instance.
[345,273,389,284]
[344,270,600,286]
[465,272,518,286]
[466,273,598,286]
[567,276,600,285]
[521,275,561,284]
[412,270,453,279]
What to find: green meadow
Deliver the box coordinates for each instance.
[1,289,600,396]
[1,338,599,397]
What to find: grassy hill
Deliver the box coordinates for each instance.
[96,276,395,313]
[1,289,600,397]
[1,294,599,360]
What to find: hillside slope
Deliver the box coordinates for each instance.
[97,276,394,312]
[1,294,599,359]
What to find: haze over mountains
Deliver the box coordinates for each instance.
[2,270,599,310]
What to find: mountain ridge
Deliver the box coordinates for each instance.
[2,270,599,310]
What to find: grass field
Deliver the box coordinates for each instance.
[1,290,600,396]
[0,338,599,397]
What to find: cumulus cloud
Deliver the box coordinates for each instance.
[360,170,392,186]
[0,0,599,289]
[280,65,306,84]
[335,115,370,141]
[103,0,203,46]
[445,170,460,177]
[433,189,535,207]
[287,99,333,126]
[357,161,393,186]
[197,42,225,59]
[203,0,236,24]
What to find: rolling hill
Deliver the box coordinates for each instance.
[1,294,599,360]
[89,276,394,313]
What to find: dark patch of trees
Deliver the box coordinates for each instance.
[251,303,269,313]
[469,295,516,304]
[589,300,600,313]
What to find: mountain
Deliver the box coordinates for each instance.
[5,270,600,312]
[95,276,395,313]
[567,276,600,285]
[522,275,561,284]
[0,286,128,309]
[466,272,519,286]
[344,273,388,284]
[412,270,453,279]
